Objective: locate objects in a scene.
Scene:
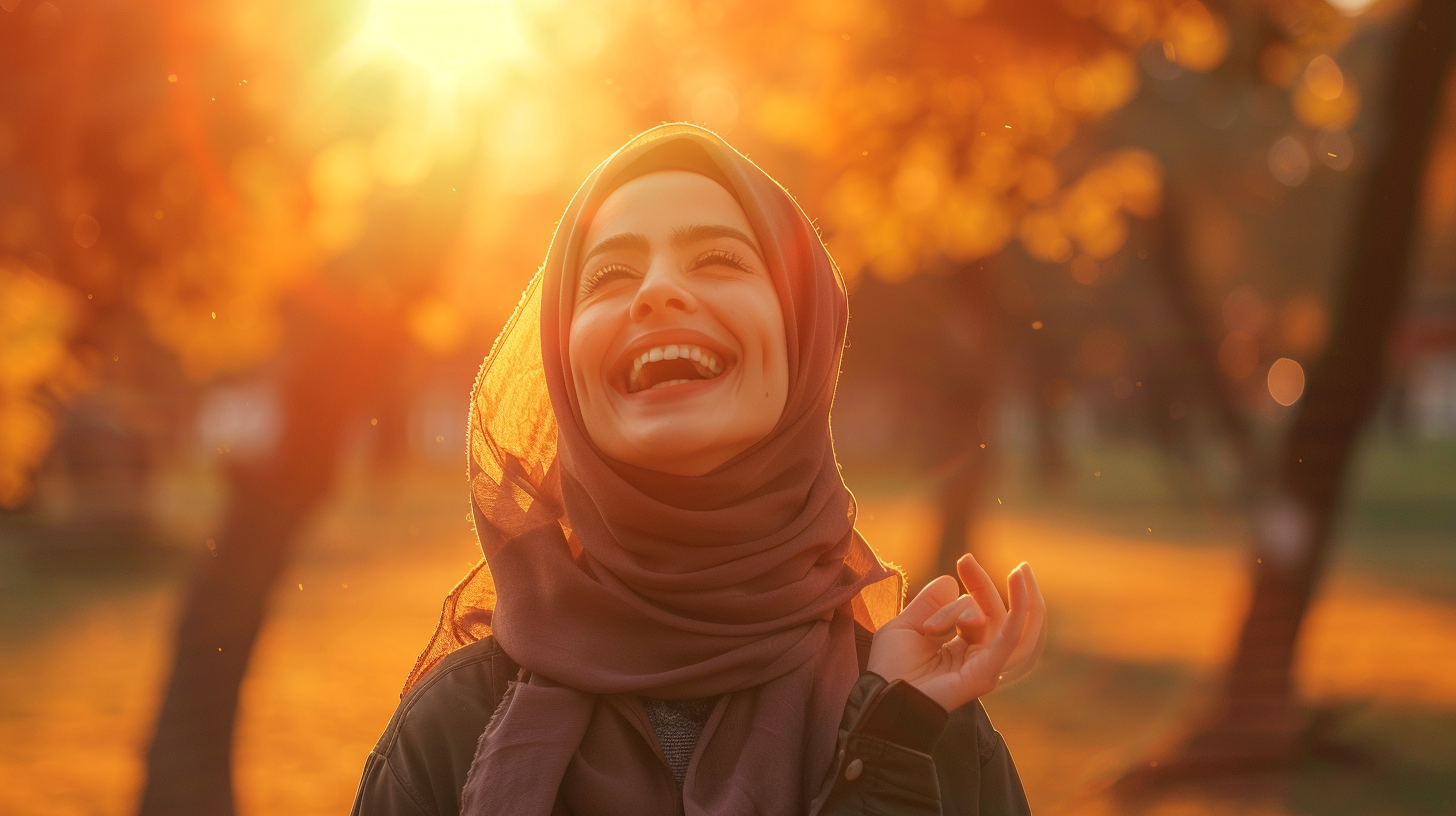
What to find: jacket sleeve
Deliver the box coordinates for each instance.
[351,641,508,816]
[810,673,1032,816]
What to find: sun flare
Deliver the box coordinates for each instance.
[367,0,521,72]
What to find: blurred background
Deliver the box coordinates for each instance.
[2,0,1454,814]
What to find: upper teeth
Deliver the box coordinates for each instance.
[628,344,724,392]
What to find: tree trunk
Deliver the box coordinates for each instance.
[137,292,394,815]
[1122,0,1456,787]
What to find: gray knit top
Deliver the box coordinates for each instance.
[639,696,718,791]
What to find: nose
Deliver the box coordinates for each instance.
[629,256,696,322]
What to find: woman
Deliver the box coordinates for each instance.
[352,124,1045,816]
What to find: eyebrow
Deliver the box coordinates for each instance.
[670,224,763,260]
[578,223,764,270]
[579,232,651,268]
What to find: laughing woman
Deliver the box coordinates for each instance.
[351,124,1045,816]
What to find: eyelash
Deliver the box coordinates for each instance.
[578,263,636,298]
[578,249,752,298]
[693,248,748,271]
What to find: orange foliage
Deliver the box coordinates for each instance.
[0,0,1237,504]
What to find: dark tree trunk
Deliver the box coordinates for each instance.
[933,261,1002,580]
[1122,0,1456,787]
[137,292,395,816]
[935,444,997,578]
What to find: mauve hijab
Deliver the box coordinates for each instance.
[406,124,901,816]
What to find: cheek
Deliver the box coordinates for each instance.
[745,290,787,381]
[567,310,612,395]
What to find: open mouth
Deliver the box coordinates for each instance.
[625,344,726,393]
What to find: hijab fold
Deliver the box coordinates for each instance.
[408,124,901,816]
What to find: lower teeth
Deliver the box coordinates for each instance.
[650,378,693,389]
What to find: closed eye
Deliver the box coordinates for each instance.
[579,263,638,298]
[691,248,750,272]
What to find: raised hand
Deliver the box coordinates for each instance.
[866,554,1046,713]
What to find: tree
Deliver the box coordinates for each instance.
[1120,0,1456,785]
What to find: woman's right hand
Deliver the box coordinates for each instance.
[866,554,1046,713]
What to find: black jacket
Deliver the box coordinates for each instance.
[351,629,1032,815]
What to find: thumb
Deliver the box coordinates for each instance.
[897,574,961,630]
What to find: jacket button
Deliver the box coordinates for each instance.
[844,758,864,782]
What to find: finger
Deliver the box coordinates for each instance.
[923,595,979,637]
[956,553,1007,625]
[983,565,1031,674]
[1001,565,1047,679]
[897,574,961,629]
[953,603,989,645]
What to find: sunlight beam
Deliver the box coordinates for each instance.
[368,0,519,72]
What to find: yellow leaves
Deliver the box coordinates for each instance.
[1162,1,1229,71]
[0,261,76,394]
[826,170,883,227]
[1096,0,1159,43]
[140,152,306,382]
[1098,147,1164,218]
[1017,147,1162,263]
[893,138,952,213]
[136,249,286,383]
[1020,208,1073,264]
[935,75,984,118]
[0,396,54,508]
[969,137,1022,192]
[936,186,1011,263]
[0,261,79,507]
[1294,55,1360,129]
[1060,187,1128,259]
[859,75,921,126]
[893,164,942,213]
[754,90,834,153]
[1054,51,1139,116]
[1019,156,1060,203]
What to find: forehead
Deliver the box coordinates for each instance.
[583,171,754,247]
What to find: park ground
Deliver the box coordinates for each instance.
[1,438,1453,815]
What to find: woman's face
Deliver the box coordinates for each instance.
[569,171,788,476]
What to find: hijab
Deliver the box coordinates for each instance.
[406,123,902,816]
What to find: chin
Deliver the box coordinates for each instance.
[617,424,738,475]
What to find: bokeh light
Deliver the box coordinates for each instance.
[1268,357,1307,406]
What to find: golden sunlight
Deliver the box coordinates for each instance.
[367,0,520,71]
